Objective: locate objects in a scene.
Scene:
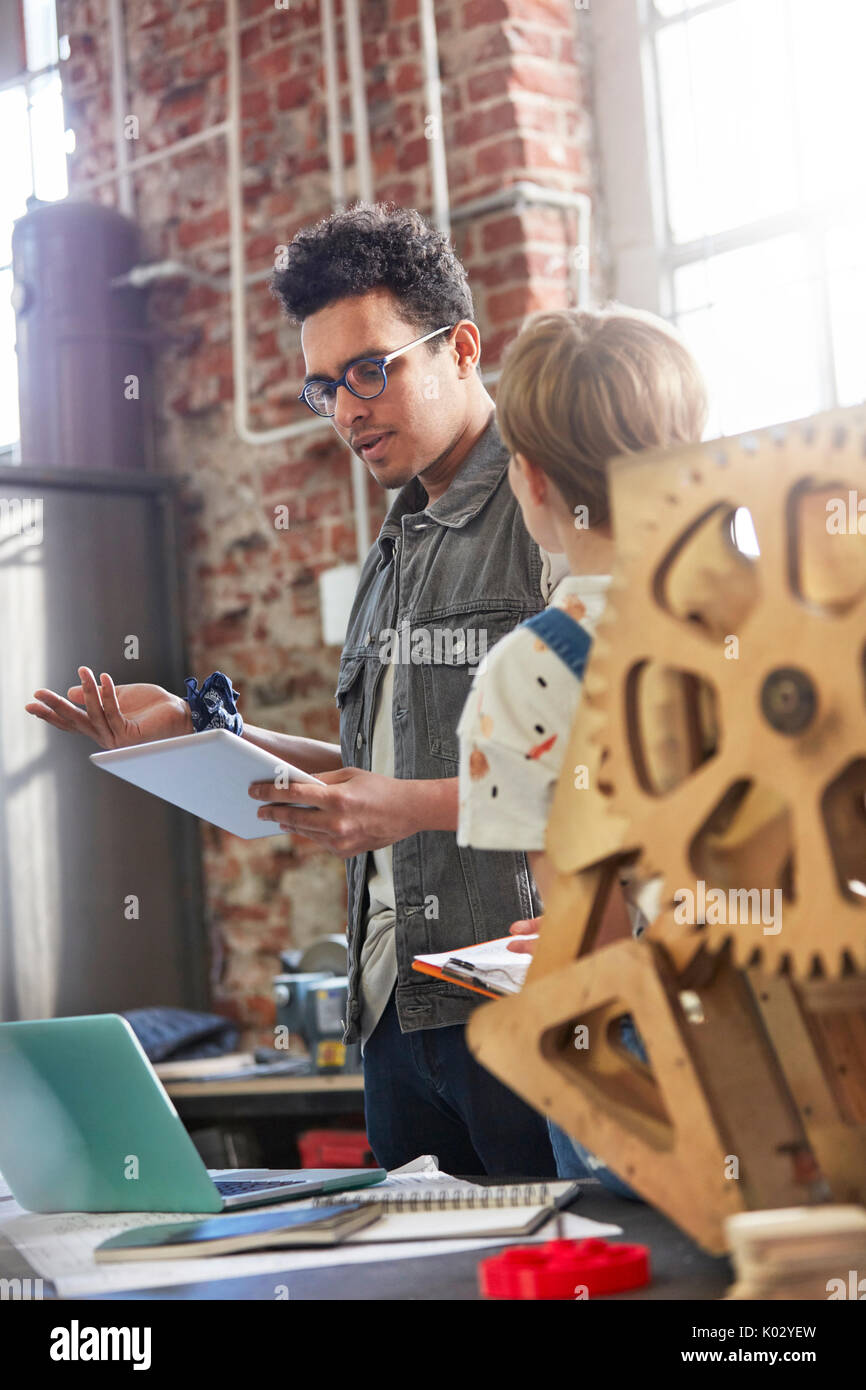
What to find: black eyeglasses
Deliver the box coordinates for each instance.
[299,325,454,417]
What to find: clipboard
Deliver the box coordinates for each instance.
[412,936,537,999]
[411,958,505,1000]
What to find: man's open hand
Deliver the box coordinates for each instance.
[249,767,425,857]
[25,667,192,748]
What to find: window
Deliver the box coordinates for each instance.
[591,0,866,436]
[0,0,70,454]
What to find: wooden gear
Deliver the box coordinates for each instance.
[467,406,866,1257]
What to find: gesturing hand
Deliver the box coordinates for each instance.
[26,666,192,749]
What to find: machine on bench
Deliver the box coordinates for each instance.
[274,935,362,1075]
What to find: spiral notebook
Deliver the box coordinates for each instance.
[305,1179,583,1241]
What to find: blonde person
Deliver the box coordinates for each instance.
[456,306,708,1193]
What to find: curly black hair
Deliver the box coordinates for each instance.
[270,202,475,337]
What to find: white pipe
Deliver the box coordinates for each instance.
[450,180,592,306]
[348,426,371,562]
[226,0,323,445]
[449,180,593,220]
[108,0,134,216]
[110,258,272,292]
[344,0,373,202]
[339,0,372,553]
[119,186,590,306]
[419,0,450,236]
[0,61,58,95]
[23,73,38,202]
[224,0,369,571]
[96,0,576,562]
[224,0,372,566]
[74,122,230,195]
[321,0,346,209]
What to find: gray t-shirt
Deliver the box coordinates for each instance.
[359,657,397,1049]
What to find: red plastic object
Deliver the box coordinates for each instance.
[479,1238,651,1299]
[297,1129,376,1169]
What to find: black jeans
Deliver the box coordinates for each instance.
[362,987,557,1178]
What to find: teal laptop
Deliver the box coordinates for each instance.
[0,1015,385,1214]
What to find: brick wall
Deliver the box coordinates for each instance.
[57,0,603,1042]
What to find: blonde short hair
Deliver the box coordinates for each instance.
[496,306,708,527]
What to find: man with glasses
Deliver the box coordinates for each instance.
[27,204,560,1178]
[299,323,454,420]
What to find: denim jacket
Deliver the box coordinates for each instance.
[336,417,549,1042]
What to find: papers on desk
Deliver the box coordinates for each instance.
[0,1157,622,1297]
[154,1052,311,1082]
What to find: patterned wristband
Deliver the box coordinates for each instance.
[183,672,244,736]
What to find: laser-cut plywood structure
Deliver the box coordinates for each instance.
[467,406,866,1258]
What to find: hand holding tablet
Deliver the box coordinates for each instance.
[91,729,326,839]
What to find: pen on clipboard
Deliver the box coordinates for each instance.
[441,957,506,995]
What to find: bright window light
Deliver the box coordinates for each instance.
[29,72,68,201]
[673,236,824,437]
[0,87,32,266]
[656,1,798,245]
[826,221,866,408]
[23,0,59,72]
[0,0,68,453]
[0,268,18,448]
[645,0,866,435]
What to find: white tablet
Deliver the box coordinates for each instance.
[90,729,326,839]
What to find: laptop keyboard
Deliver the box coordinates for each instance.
[214,1178,306,1197]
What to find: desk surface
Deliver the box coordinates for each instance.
[164,1073,364,1099]
[165,1071,365,1124]
[84,1181,732,1301]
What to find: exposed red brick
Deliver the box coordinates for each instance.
[61,0,600,1043]
[486,283,549,323]
[462,0,513,29]
[454,100,518,146]
[475,133,526,177]
[327,520,361,559]
[466,65,512,104]
[276,76,314,110]
[242,87,270,119]
[510,58,580,101]
[176,209,230,248]
[393,60,423,93]
[262,461,310,495]
[479,212,525,252]
[397,136,431,173]
[247,49,293,84]
[295,488,346,522]
[180,39,225,82]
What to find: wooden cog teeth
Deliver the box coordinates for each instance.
[573,403,866,980]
